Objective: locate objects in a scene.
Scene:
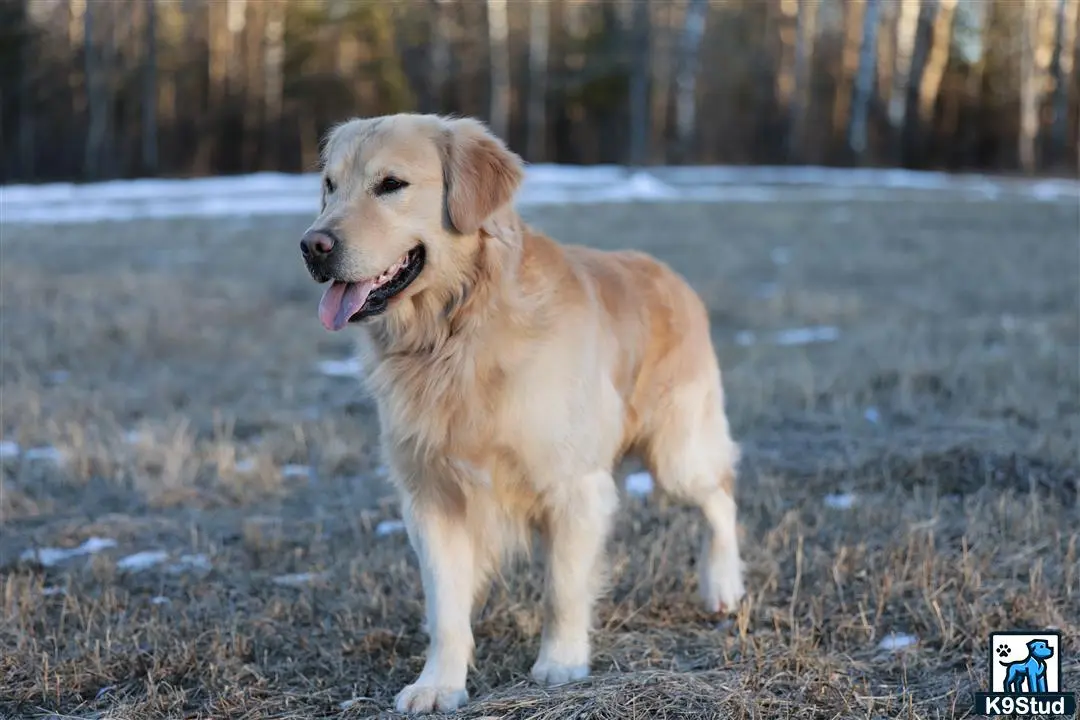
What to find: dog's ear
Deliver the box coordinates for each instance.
[439,117,524,235]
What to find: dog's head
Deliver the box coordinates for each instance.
[300,113,524,332]
[1027,639,1054,660]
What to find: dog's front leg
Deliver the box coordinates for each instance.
[395,504,477,714]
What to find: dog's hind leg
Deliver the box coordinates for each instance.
[531,470,619,686]
[644,379,745,614]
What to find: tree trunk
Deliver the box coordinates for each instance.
[648,1,674,162]
[1048,0,1079,164]
[673,0,707,161]
[487,0,510,139]
[83,0,105,179]
[900,0,935,166]
[428,0,452,113]
[263,0,285,169]
[789,0,820,161]
[776,0,800,122]
[143,0,158,174]
[848,0,881,160]
[917,0,958,127]
[1019,0,1040,174]
[526,0,550,161]
[18,17,35,179]
[832,0,865,145]
[889,0,920,155]
[628,0,651,166]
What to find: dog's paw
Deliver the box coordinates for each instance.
[394,683,468,714]
[530,658,590,686]
[701,558,746,615]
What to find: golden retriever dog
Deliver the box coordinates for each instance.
[299,113,745,714]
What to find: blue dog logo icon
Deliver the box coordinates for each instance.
[1000,638,1054,694]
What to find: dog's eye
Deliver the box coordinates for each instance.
[375,176,408,196]
[324,176,335,195]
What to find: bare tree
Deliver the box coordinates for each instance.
[848,0,881,159]
[527,0,550,161]
[649,1,675,162]
[900,0,936,165]
[142,0,158,174]
[917,0,958,129]
[487,0,510,139]
[1048,0,1079,163]
[889,0,920,145]
[789,0,820,161]
[673,0,708,161]
[628,0,651,166]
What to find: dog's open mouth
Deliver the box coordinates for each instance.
[317,244,425,331]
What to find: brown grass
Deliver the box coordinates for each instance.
[1,196,1078,719]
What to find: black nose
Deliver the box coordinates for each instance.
[300,229,336,258]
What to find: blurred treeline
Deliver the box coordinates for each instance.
[1,0,1077,184]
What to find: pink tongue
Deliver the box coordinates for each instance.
[318,280,375,331]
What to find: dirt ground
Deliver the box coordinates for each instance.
[1,195,1078,719]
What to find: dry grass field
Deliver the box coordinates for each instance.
[1,196,1078,719]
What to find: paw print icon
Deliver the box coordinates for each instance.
[996,643,1011,659]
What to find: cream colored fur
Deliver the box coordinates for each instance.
[301,113,745,714]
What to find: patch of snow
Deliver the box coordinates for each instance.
[878,632,919,650]
[823,493,856,510]
[772,326,841,346]
[272,571,330,587]
[625,471,655,497]
[770,247,791,265]
[4,165,1078,225]
[734,331,757,347]
[123,429,147,444]
[23,446,64,463]
[734,326,840,347]
[375,519,407,537]
[233,458,257,473]
[864,406,881,424]
[317,358,362,377]
[117,550,169,572]
[167,554,212,574]
[41,586,66,596]
[20,537,117,567]
[0,440,20,459]
[281,464,311,479]
[151,596,171,605]
[339,698,361,711]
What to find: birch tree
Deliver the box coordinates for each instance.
[527,0,550,161]
[848,0,881,159]
[673,0,708,161]
[487,0,510,140]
